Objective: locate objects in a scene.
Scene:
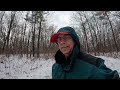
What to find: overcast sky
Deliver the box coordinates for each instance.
[48,11,74,31]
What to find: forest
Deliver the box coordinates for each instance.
[0,11,120,58]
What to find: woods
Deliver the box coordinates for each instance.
[71,11,120,57]
[0,11,120,58]
[0,11,57,58]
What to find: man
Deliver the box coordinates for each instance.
[50,26,119,79]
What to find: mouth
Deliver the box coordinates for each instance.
[61,46,69,49]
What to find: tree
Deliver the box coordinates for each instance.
[2,11,17,57]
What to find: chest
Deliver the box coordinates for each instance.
[53,60,97,79]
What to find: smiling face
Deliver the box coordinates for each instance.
[57,34,75,58]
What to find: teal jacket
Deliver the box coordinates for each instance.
[52,26,119,79]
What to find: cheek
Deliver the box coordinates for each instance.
[69,41,75,49]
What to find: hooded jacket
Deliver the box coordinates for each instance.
[52,26,119,79]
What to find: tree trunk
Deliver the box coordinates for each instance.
[104,11,118,54]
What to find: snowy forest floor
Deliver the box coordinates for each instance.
[0,54,120,79]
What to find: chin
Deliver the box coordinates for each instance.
[62,51,70,55]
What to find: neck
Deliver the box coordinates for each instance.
[64,53,71,60]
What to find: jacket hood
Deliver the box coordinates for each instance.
[57,26,80,48]
[54,26,80,67]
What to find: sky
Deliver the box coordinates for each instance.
[0,55,120,79]
[3,11,74,32]
[48,11,74,31]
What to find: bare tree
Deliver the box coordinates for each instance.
[2,11,17,57]
[102,11,118,56]
[0,11,5,54]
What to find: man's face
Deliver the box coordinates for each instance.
[57,34,75,57]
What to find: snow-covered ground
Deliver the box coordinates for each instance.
[0,55,120,79]
[0,55,55,79]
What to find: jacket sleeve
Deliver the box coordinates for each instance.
[92,58,119,79]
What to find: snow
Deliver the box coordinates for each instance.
[0,55,120,79]
[0,55,55,79]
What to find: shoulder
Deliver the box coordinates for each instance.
[78,52,104,67]
[52,63,63,79]
[78,52,119,79]
[52,63,59,69]
[52,63,62,71]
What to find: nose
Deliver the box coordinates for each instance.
[58,40,65,45]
